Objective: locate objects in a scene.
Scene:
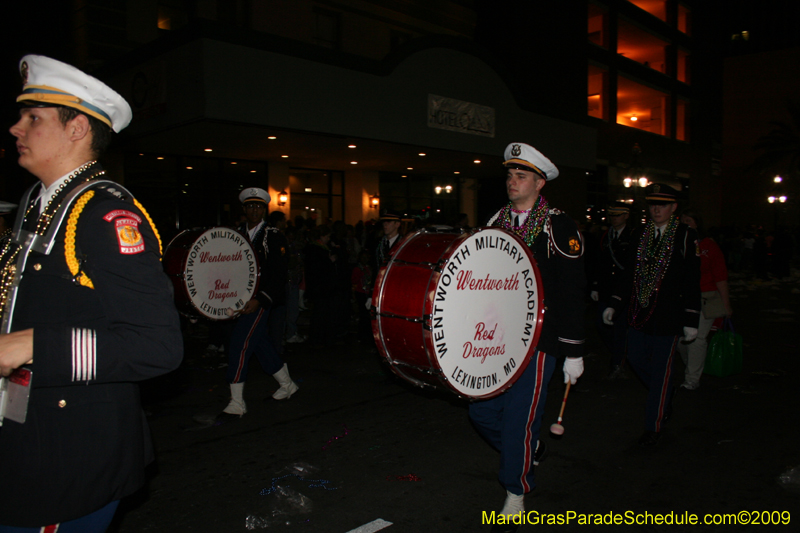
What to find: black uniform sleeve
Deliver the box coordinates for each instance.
[258,228,288,307]
[680,226,702,329]
[609,227,642,313]
[550,214,586,359]
[32,194,183,386]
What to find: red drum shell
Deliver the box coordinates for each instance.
[164,227,260,320]
[372,227,544,400]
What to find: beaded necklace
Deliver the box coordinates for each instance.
[496,195,549,247]
[627,216,679,327]
[0,161,103,323]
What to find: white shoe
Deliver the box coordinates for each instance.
[680,381,699,390]
[272,364,299,400]
[286,334,306,344]
[499,490,524,524]
[222,383,246,416]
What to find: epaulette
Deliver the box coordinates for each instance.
[547,212,583,259]
[93,183,130,201]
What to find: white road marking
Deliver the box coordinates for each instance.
[345,518,393,533]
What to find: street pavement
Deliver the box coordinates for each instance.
[110,272,800,532]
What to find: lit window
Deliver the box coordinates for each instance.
[627,0,666,22]
[617,18,669,74]
[676,99,689,142]
[677,48,691,84]
[588,64,609,120]
[588,3,608,48]
[678,4,691,35]
[157,7,187,31]
[617,76,670,137]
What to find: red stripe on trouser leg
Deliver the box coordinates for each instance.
[520,350,546,493]
[232,309,265,383]
[655,337,677,432]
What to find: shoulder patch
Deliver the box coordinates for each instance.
[549,213,584,259]
[105,211,145,255]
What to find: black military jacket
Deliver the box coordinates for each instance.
[489,208,586,360]
[238,221,288,308]
[589,224,633,300]
[0,164,183,526]
[609,221,701,336]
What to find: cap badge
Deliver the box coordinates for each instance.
[511,144,522,157]
[20,61,28,86]
[653,184,661,193]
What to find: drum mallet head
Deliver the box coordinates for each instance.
[549,382,571,436]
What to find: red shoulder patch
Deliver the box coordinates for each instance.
[104,210,145,254]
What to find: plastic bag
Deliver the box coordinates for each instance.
[704,318,742,377]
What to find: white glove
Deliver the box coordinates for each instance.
[602,307,615,325]
[683,327,698,342]
[590,291,599,302]
[563,357,584,385]
[365,297,372,311]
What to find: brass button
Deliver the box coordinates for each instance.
[58,400,67,408]
[33,263,42,271]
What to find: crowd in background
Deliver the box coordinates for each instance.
[258,211,798,350]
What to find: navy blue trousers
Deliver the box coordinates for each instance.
[227,307,284,383]
[626,329,677,432]
[469,350,555,495]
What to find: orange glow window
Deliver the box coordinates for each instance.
[588,3,608,48]
[676,99,688,141]
[617,76,670,137]
[618,18,669,74]
[627,0,667,22]
[678,4,691,35]
[677,48,691,84]
[588,64,609,120]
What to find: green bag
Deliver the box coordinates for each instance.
[704,319,743,377]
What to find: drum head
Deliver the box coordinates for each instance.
[165,227,259,320]
[425,227,544,399]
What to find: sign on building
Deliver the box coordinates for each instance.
[428,94,495,138]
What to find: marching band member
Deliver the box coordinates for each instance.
[470,142,586,532]
[219,188,297,419]
[603,184,701,446]
[0,55,183,532]
[589,201,634,378]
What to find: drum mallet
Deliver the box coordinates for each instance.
[549,382,571,436]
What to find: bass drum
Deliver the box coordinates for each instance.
[372,226,544,400]
[164,227,260,320]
